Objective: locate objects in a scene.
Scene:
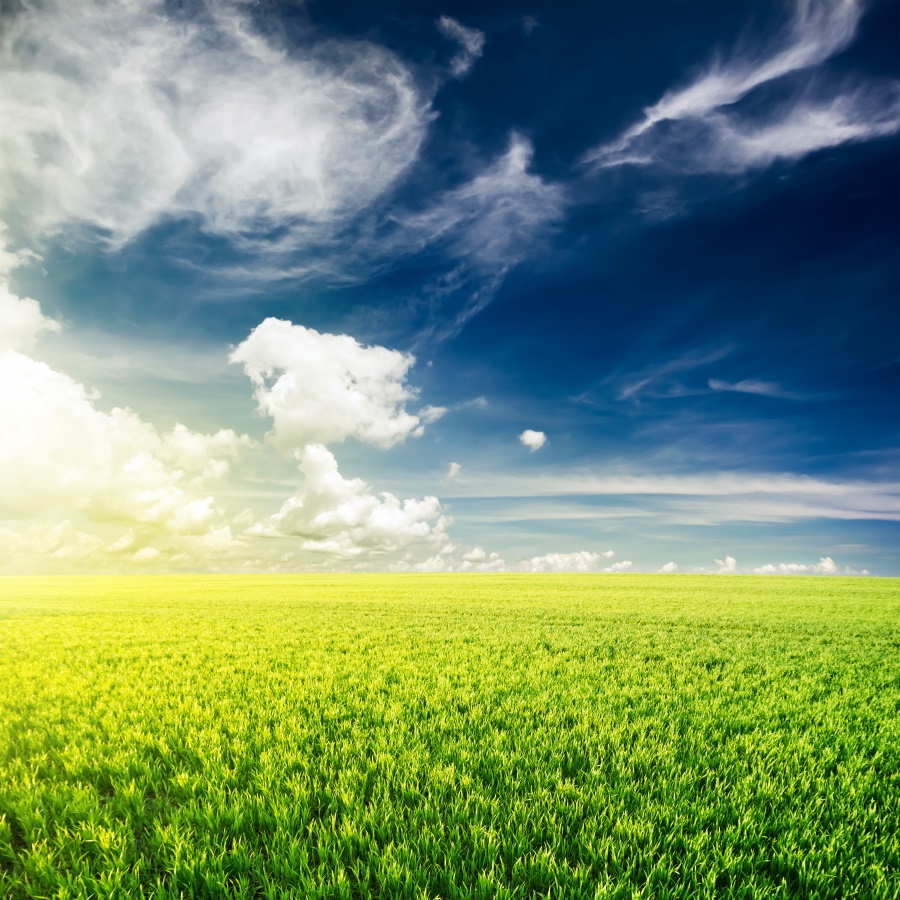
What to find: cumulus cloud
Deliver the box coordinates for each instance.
[0,250,255,571]
[446,462,462,480]
[0,518,251,574]
[715,555,738,572]
[388,544,505,572]
[753,556,840,574]
[659,561,679,573]
[0,0,429,248]
[460,549,505,571]
[248,444,449,559]
[584,0,898,174]
[231,318,434,452]
[523,550,619,572]
[0,233,60,351]
[0,351,249,531]
[519,429,547,452]
[437,16,485,77]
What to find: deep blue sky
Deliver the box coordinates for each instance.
[1,0,897,574]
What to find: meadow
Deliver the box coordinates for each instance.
[0,574,897,899]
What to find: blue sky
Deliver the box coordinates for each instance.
[1,0,897,575]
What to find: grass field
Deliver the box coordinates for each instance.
[0,575,897,899]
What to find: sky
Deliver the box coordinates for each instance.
[1,0,898,576]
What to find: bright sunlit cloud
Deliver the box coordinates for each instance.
[519,429,547,452]
[231,318,430,452]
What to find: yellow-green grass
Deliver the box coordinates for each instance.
[1,575,897,899]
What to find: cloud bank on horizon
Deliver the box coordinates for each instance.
[0,0,897,575]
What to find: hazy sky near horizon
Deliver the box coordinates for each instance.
[1,0,898,575]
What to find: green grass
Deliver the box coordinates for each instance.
[0,574,897,899]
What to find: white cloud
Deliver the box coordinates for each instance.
[697,84,900,172]
[447,462,462,480]
[585,0,898,174]
[659,561,679,573]
[0,350,248,531]
[708,378,797,399]
[402,135,563,271]
[460,550,505,572]
[519,429,547,452]
[388,543,505,572]
[1,0,429,248]
[715,555,738,572]
[248,444,449,559]
[753,556,839,574]
[436,16,486,77]
[393,135,565,340]
[446,468,900,524]
[605,560,633,572]
[420,405,447,424]
[231,318,432,452]
[523,550,616,573]
[0,233,60,352]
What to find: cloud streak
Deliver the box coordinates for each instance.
[441,468,900,524]
[584,0,899,174]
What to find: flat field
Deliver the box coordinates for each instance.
[0,575,897,899]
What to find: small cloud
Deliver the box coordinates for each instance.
[524,550,601,573]
[437,16,486,77]
[519,429,547,452]
[715,555,737,573]
[446,461,462,480]
[133,547,161,563]
[522,15,539,36]
[753,556,840,575]
[708,378,799,399]
[420,405,447,424]
[605,560,633,573]
[659,561,679,573]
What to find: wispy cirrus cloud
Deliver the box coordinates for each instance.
[708,378,804,399]
[441,468,900,524]
[387,134,565,342]
[436,16,485,78]
[584,0,899,174]
[0,0,430,249]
